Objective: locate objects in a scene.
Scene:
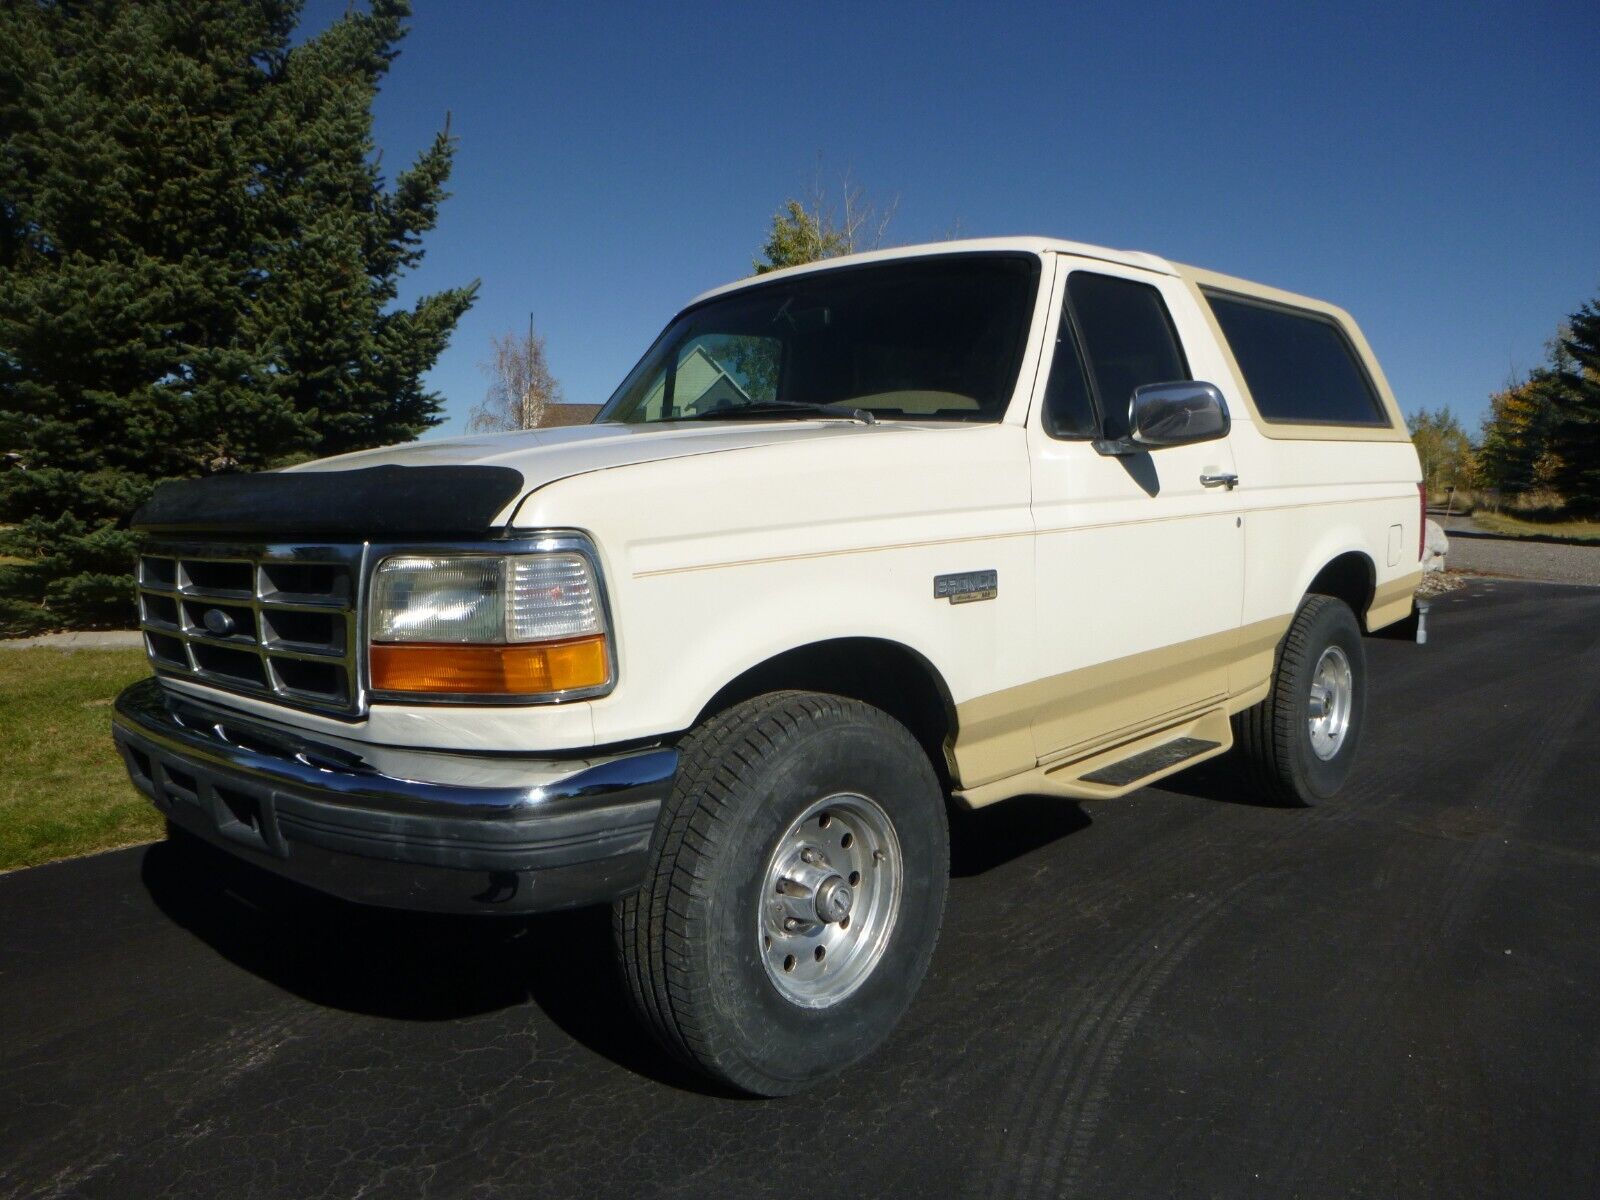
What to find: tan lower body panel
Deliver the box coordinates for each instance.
[948,615,1292,801]
[957,704,1237,806]
[948,572,1420,807]
[1366,571,1423,632]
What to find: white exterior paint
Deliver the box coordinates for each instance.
[164,239,1423,793]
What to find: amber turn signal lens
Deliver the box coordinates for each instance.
[370,636,610,696]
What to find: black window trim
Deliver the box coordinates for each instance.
[1041,293,1099,441]
[598,249,1045,426]
[1201,286,1391,429]
[674,248,1043,321]
[1045,268,1193,442]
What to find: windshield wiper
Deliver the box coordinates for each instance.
[673,400,877,425]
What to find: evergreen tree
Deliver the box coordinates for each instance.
[755,200,853,274]
[1476,370,1563,495]
[0,1,476,633]
[1551,298,1600,513]
[754,172,897,274]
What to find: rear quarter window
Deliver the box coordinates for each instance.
[1204,291,1388,427]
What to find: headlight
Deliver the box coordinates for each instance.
[368,550,612,699]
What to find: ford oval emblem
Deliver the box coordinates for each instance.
[202,608,236,637]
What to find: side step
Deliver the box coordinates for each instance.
[954,704,1236,808]
[1080,736,1220,787]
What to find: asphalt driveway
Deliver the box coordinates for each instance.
[3,579,1599,1200]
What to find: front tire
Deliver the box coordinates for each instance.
[613,691,948,1096]
[1233,594,1367,806]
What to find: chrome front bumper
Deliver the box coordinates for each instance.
[112,678,677,914]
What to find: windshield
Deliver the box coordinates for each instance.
[597,253,1041,424]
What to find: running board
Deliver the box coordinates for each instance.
[1080,736,1221,786]
[955,705,1235,807]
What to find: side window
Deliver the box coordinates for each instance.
[1204,292,1388,426]
[1066,272,1190,438]
[1042,311,1097,439]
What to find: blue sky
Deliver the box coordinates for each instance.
[302,0,1599,438]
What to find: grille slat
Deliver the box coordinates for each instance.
[251,594,349,612]
[137,542,363,715]
[261,643,347,663]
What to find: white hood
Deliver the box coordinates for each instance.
[285,420,905,517]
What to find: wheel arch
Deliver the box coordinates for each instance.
[1301,549,1378,629]
[693,637,959,787]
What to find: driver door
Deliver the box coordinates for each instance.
[1027,260,1244,762]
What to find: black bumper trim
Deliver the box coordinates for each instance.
[112,678,676,914]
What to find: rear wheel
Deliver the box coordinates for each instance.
[1233,594,1366,806]
[613,690,948,1096]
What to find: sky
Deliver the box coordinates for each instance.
[301,0,1599,439]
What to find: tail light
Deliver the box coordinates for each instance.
[1418,482,1426,561]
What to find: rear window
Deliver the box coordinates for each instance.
[1205,291,1388,426]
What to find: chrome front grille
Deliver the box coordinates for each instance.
[137,542,366,715]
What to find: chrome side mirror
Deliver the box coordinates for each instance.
[1095,381,1231,455]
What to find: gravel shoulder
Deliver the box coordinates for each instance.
[0,630,142,650]
[1439,515,1600,586]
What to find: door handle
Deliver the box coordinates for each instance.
[1200,473,1239,490]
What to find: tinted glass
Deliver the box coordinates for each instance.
[1042,312,1097,439]
[633,333,781,419]
[600,255,1041,423]
[1067,272,1189,438]
[1206,293,1387,426]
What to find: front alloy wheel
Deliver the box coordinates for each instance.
[614,691,948,1096]
[759,793,903,1008]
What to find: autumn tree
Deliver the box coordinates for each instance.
[1407,406,1475,494]
[1476,335,1572,498]
[467,327,565,432]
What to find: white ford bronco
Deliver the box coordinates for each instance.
[114,238,1424,1095]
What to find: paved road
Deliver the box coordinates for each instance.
[1439,515,1600,585]
[4,579,1599,1200]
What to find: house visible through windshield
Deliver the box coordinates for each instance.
[635,341,765,418]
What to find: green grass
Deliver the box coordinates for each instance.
[1473,512,1600,544]
[0,648,161,872]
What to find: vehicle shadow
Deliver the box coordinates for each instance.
[948,793,1093,876]
[1149,752,1282,808]
[138,833,718,1092]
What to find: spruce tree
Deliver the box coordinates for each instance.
[1551,298,1600,513]
[0,1,476,633]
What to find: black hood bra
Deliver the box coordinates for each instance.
[132,464,527,540]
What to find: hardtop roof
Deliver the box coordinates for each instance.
[683,236,1349,327]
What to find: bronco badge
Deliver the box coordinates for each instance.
[933,570,998,604]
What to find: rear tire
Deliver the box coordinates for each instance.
[1233,594,1366,806]
[613,690,948,1096]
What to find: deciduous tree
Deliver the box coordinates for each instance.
[1476,367,1564,496]
[1407,405,1475,494]
[467,328,564,432]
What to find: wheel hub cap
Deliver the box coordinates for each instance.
[814,876,853,923]
[759,793,903,1008]
[1307,644,1354,761]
